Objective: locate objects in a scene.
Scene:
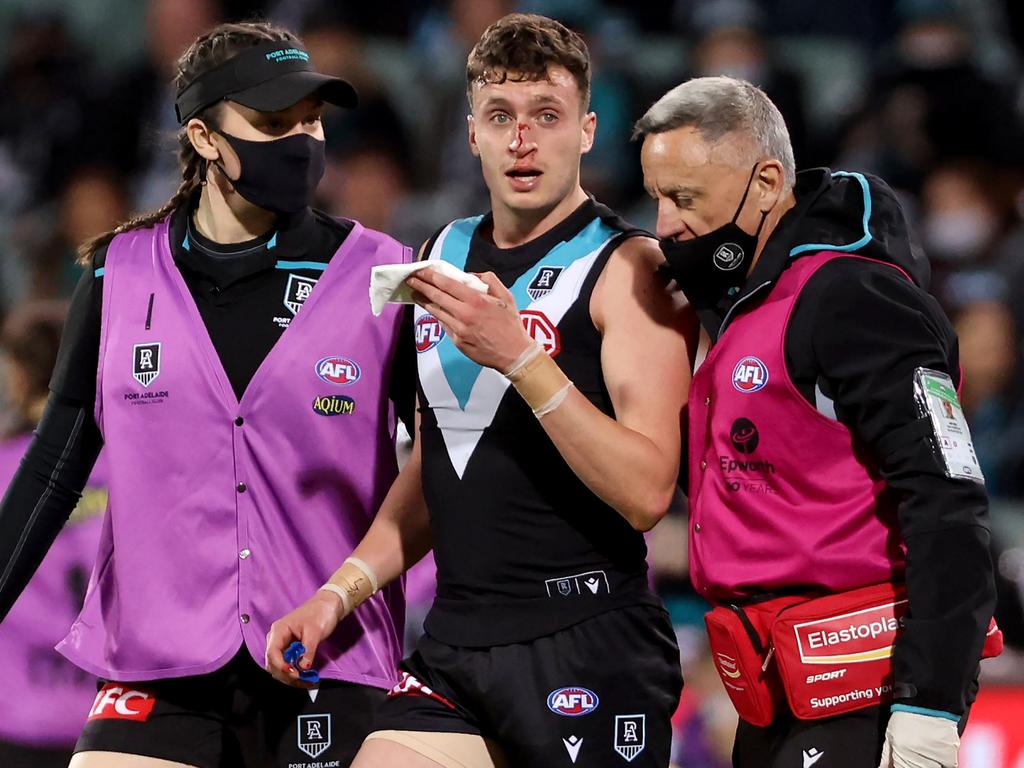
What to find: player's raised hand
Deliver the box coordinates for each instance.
[406,269,533,372]
[265,590,343,688]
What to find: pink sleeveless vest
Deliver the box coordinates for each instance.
[689,251,906,601]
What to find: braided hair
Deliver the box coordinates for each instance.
[77,22,299,264]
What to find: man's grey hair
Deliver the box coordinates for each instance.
[633,76,796,190]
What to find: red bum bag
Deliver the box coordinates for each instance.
[705,583,1004,727]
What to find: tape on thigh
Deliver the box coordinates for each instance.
[364,730,508,768]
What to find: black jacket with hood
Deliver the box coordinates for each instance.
[699,168,995,718]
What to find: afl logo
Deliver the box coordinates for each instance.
[730,418,759,454]
[415,314,445,353]
[316,356,361,386]
[732,356,768,393]
[547,687,599,717]
[713,243,745,271]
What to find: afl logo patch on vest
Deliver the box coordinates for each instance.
[315,356,361,386]
[284,274,318,315]
[415,314,445,353]
[732,356,768,393]
[527,265,564,300]
[132,343,161,387]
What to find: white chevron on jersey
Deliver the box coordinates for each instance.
[416,220,616,478]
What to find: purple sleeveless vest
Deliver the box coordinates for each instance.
[688,251,905,601]
[0,435,107,746]
[57,218,410,686]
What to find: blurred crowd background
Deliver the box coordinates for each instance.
[0,0,1023,765]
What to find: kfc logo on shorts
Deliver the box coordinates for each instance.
[88,684,157,722]
[520,310,561,357]
[315,356,361,386]
[732,356,769,393]
[547,686,600,717]
[132,342,161,387]
[415,314,445,353]
[387,671,456,710]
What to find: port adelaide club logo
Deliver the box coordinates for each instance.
[132,343,161,387]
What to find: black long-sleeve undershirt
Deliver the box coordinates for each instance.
[0,397,102,619]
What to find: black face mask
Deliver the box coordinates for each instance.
[214,131,326,214]
[659,163,768,310]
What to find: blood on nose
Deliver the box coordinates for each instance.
[510,123,528,152]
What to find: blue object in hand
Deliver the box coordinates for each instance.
[284,641,320,683]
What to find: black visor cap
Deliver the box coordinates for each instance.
[174,41,357,124]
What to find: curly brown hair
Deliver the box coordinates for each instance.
[466,14,591,111]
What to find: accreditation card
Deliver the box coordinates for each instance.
[913,367,984,483]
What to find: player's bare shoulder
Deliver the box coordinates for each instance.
[592,234,691,333]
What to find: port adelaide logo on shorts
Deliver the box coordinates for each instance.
[614,714,646,762]
[547,686,600,716]
[296,713,332,759]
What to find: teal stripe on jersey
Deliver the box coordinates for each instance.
[435,215,617,410]
[435,217,485,409]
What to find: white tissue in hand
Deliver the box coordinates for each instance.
[369,262,488,316]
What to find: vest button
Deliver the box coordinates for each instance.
[704,396,711,405]
[236,482,247,493]
[240,613,250,623]
[700,460,707,470]
[694,523,702,532]
[239,548,251,559]
[235,416,244,426]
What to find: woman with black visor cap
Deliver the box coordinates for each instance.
[0,21,416,768]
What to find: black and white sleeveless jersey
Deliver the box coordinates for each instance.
[416,199,662,646]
